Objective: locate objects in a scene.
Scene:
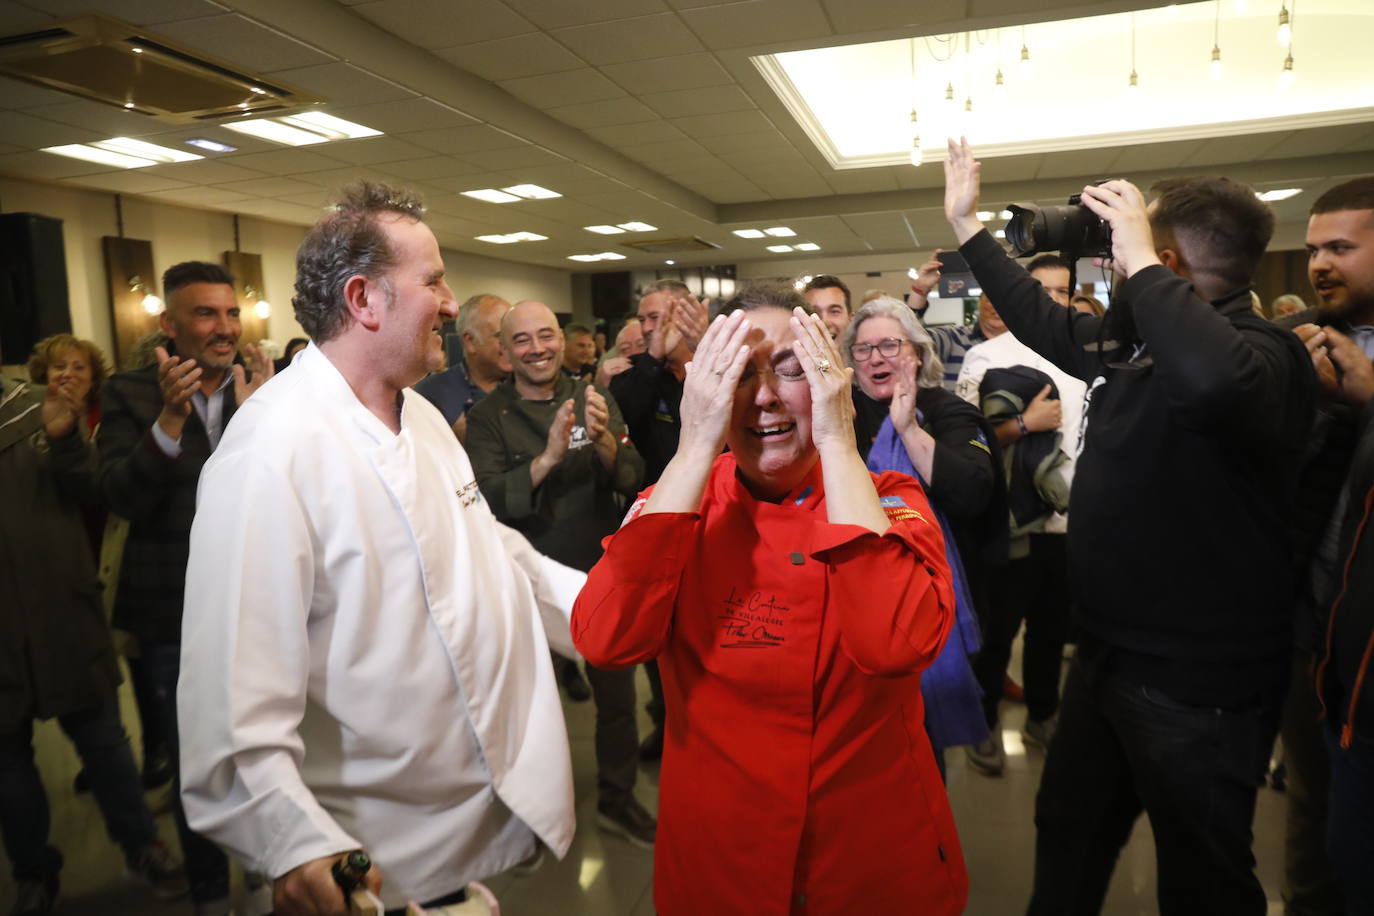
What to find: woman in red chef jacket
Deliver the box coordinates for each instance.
[572,282,968,916]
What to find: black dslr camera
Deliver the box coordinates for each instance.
[1004,180,1116,259]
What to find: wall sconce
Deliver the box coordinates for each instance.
[130,275,162,314]
[246,284,271,319]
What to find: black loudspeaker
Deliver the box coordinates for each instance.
[0,212,71,364]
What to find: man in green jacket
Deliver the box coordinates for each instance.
[466,300,653,849]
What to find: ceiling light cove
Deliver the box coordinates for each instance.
[753,0,1373,169]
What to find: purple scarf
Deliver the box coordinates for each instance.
[868,415,990,751]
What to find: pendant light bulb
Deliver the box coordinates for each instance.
[1279,53,1295,87]
[1209,45,1223,79]
[1277,6,1292,46]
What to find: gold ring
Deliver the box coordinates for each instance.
[816,358,832,373]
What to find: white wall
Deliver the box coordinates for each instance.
[0,174,573,367]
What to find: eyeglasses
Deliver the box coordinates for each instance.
[849,337,908,362]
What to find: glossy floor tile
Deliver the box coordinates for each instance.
[1,661,1289,914]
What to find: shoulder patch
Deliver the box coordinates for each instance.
[880,493,927,524]
[879,495,907,508]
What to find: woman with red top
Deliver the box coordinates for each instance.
[572,282,968,916]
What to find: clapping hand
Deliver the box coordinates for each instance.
[1296,324,1374,407]
[889,354,919,436]
[944,137,986,244]
[910,255,942,300]
[233,342,274,405]
[671,294,711,354]
[154,345,201,440]
[41,378,84,439]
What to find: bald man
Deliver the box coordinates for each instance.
[414,292,511,442]
[464,302,656,849]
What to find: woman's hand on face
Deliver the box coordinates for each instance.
[679,310,753,459]
[888,354,919,436]
[789,307,855,452]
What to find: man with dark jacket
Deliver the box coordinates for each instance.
[944,138,1316,914]
[466,300,653,849]
[1,364,184,915]
[98,261,271,915]
[1299,176,1374,911]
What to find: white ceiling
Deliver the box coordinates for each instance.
[0,0,1370,274]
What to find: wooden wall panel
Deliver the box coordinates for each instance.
[222,250,268,345]
[102,236,159,368]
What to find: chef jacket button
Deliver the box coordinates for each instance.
[789,551,805,565]
[795,894,806,906]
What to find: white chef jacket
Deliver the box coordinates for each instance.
[178,344,583,909]
[955,331,1088,535]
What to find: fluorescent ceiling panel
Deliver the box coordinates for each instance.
[795,242,821,251]
[764,227,796,237]
[224,119,330,146]
[755,0,1374,169]
[502,184,561,199]
[44,144,157,168]
[1257,187,1303,200]
[96,137,202,163]
[766,245,794,253]
[463,189,522,203]
[585,225,625,234]
[733,229,766,238]
[618,221,656,232]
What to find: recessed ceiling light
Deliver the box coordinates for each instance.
[502,184,560,199]
[185,138,238,153]
[585,225,625,234]
[598,251,626,259]
[462,189,522,204]
[795,242,820,251]
[999,210,1013,220]
[764,227,796,237]
[43,137,203,168]
[567,252,626,262]
[250,87,266,95]
[976,210,995,220]
[733,229,766,239]
[1257,188,1302,201]
[665,259,676,265]
[131,47,143,54]
[618,221,656,232]
[223,112,381,146]
[994,229,1007,239]
[123,102,134,109]
[475,231,549,244]
[766,244,795,253]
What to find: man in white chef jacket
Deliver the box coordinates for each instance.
[178,181,584,915]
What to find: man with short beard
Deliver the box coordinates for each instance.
[1274,176,1374,914]
[99,261,273,915]
[465,301,654,849]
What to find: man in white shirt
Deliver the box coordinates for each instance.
[955,255,1087,776]
[179,181,584,915]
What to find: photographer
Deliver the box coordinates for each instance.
[943,137,1315,914]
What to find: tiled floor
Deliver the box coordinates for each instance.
[1,662,1288,915]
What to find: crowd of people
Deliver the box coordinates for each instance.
[3,144,1374,916]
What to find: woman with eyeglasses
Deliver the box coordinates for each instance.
[841,297,1005,778]
[573,282,967,915]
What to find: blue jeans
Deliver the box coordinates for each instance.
[1326,729,1374,913]
[1028,651,1282,916]
[145,642,229,904]
[0,696,157,880]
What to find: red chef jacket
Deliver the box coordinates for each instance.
[573,454,968,916]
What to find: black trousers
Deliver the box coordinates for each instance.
[581,662,640,809]
[1028,653,1282,915]
[973,532,1070,726]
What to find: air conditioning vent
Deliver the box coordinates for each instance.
[619,236,721,254]
[0,14,323,123]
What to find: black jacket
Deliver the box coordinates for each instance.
[1319,398,1374,751]
[608,353,682,485]
[962,229,1315,683]
[97,363,239,645]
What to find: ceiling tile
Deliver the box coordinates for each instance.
[226,149,351,174]
[599,52,734,95]
[70,172,193,194]
[977,152,1043,185]
[1106,140,1205,174]
[1259,125,1374,161]
[617,139,714,164]
[719,146,810,170]
[639,85,755,119]
[499,69,627,108]
[152,14,332,72]
[697,130,797,155]
[382,156,492,180]
[583,121,688,147]
[143,187,257,206]
[351,0,535,49]
[461,145,570,170]
[752,174,835,200]
[1181,132,1288,169]
[0,110,97,147]
[824,169,901,194]
[323,136,446,165]
[231,199,328,224]
[669,110,776,138]
[662,0,743,8]
[546,98,659,130]
[263,62,416,105]
[435,33,585,82]
[215,176,327,197]
[502,0,669,30]
[140,160,270,184]
[0,80,82,110]
[818,0,964,34]
[406,124,528,154]
[551,13,705,66]
[1034,148,1117,180]
[676,0,833,50]
[0,149,117,179]
[293,166,413,189]
[330,98,478,134]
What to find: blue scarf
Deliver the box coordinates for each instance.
[868,414,990,751]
